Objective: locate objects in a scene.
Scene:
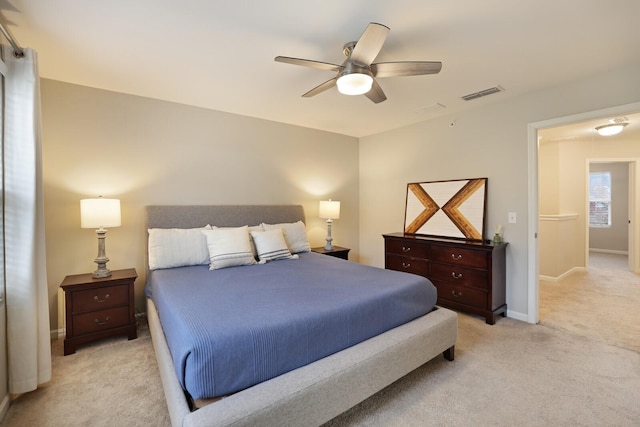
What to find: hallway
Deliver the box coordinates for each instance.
[539,251,640,352]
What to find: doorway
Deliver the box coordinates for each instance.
[534,114,640,351]
[587,161,631,272]
[526,101,640,324]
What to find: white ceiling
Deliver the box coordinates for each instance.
[539,112,640,143]
[3,0,640,137]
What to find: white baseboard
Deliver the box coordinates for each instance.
[589,248,628,255]
[50,328,65,340]
[506,309,529,323]
[0,393,10,423]
[539,266,586,283]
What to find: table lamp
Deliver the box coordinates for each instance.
[319,199,340,250]
[81,197,121,278]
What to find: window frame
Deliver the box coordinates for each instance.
[588,171,612,228]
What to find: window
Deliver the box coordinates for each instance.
[589,172,611,227]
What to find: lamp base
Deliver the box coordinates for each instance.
[92,267,112,279]
[92,228,112,278]
[324,219,334,251]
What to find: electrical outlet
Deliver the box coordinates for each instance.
[508,212,517,224]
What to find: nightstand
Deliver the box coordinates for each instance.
[60,268,138,355]
[311,246,350,260]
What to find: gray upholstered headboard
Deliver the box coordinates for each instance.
[145,205,305,229]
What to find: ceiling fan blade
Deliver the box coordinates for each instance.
[275,56,342,72]
[371,61,442,78]
[302,77,337,97]
[364,79,387,104]
[349,22,390,66]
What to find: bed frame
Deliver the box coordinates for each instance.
[145,205,458,427]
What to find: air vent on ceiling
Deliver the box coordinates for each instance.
[461,86,504,101]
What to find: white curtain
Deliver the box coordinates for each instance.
[3,45,51,394]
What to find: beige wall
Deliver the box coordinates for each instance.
[40,61,640,328]
[359,62,640,319]
[538,135,640,278]
[538,215,581,279]
[539,142,560,215]
[41,79,359,330]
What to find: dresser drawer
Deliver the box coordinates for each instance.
[386,254,429,276]
[429,246,487,269]
[72,284,129,312]
[383,234,507,324]
[434,280,487,308]
[430,262,488,290]
[72,306,130,336]
[385,239,429,259]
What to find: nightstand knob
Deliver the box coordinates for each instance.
[94,316,110,326]
[451,272,463,279]
[93,294,110,303]
[402,262,411,269]
[451,253,463,260]
[401,247,411,253]
[451,290,463,298]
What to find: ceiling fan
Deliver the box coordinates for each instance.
[274,22,442,104]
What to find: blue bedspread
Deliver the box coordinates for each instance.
[146,252,437,399]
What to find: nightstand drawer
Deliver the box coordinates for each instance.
[386,254,429,276]
[429,247,487,268]
[385,239,429,259]
[430,262,488,290]
[434,280,487,308]
[72,284,129,312]
[72,306,130,336]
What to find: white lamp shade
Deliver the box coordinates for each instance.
[81,198,121,228]
[336,73,373,95]
[319,200,340,219]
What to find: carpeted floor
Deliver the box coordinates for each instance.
[2,254,639,426]
[1,321,170,427]
[539,251,640,353]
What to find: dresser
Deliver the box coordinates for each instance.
[383,233,507,324]
[61,268,138,355]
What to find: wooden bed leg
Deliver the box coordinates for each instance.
[443,345,455,361]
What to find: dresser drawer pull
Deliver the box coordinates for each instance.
[94,316,110,326]
[451,253,463,260]
[402,262,411,269]
[451,290,463,298]
[401,246,411,253]
[451,272,463,279]
[93,294,110,303]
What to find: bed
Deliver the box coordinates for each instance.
[145,205,457,427]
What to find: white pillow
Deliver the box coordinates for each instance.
[202,226,256,270]
[262,221,310,254]
[213,224,263,259]
[148,225,212,270]
[250,228,298,264]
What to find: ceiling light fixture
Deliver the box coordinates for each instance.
[595,122,627,136]
[337,73,373,95]
[336,62,373,96]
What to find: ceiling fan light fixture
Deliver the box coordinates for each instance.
[337,72,373,95]
[595,123,627,136]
